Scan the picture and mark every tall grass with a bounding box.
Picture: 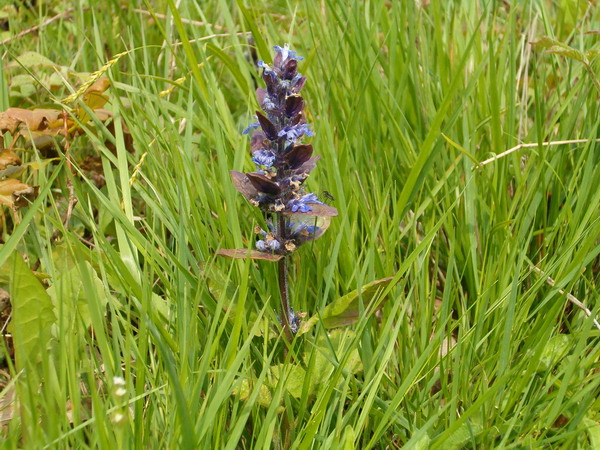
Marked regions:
[1,0,599,448]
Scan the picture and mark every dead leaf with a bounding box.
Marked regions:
[85,77,110,94]
[217,248,283,261]
[0,112,19,134]
[0,178,38,207]
[284,203,338,217]
[0,149,21,171]
[6,107,61,132]
[0,384,15,426]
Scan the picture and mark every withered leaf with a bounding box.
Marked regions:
[230,170,259,200]
[93,109,113,122]
[0,178,38,207]
[285,144,313,169]
[0,112,20,134]
[217,248,283,261]
[21,130,61,151]
[0,149,21,171]
[12,184,39,207]
[255,111,278,141]
[85,77,111,94]
[284,203,338,217]
[246,172,281,195]
[0,108,61,133]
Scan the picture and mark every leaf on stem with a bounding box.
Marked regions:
[216,248,283,261]
[282,59,298,80]
[284,95,304,118]
[285,144,313,169]
[230,170,259,199]
[246,172,281,195]
[255,111,278,141]
[295,155,320,175]
[284,203,338,217]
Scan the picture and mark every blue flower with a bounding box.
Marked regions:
[261,96,276,111]
[242,121,260,135]
[256,238,280,252]
[287,193,323,213]
[252,150,276,168]
[278,124,313,142]
[288,308,301,334]
[274,44,304,62]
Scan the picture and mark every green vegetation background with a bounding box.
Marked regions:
[0,0,599,448]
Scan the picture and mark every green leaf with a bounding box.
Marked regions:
[583,418,600,449]
[341,425,355,450]
[444,419,484,449]
[299,277,393,334]
[257,331,362,402]
[46,260,109,334]
[311,330,362,385]
[413,433,431,450]
[269,364,307,399]
[539,334,572,371]
[6,253,55,369]
[233,378,272,408]
[7,51,59,70]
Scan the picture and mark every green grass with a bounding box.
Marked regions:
[1,0,599,448]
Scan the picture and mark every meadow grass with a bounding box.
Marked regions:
[1,0,599,448]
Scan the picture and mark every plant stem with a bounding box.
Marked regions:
[277,214,293,344]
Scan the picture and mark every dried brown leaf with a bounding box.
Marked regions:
[85,77,110,94]
[3,107,61,132]
[0,149,21,171]
[0,112,20,134]
[284,203,338,217]
[0,178,37,207]
[217,248,283,261]
[230,170,259,200]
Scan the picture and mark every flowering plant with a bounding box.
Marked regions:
[218,44,337,340]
